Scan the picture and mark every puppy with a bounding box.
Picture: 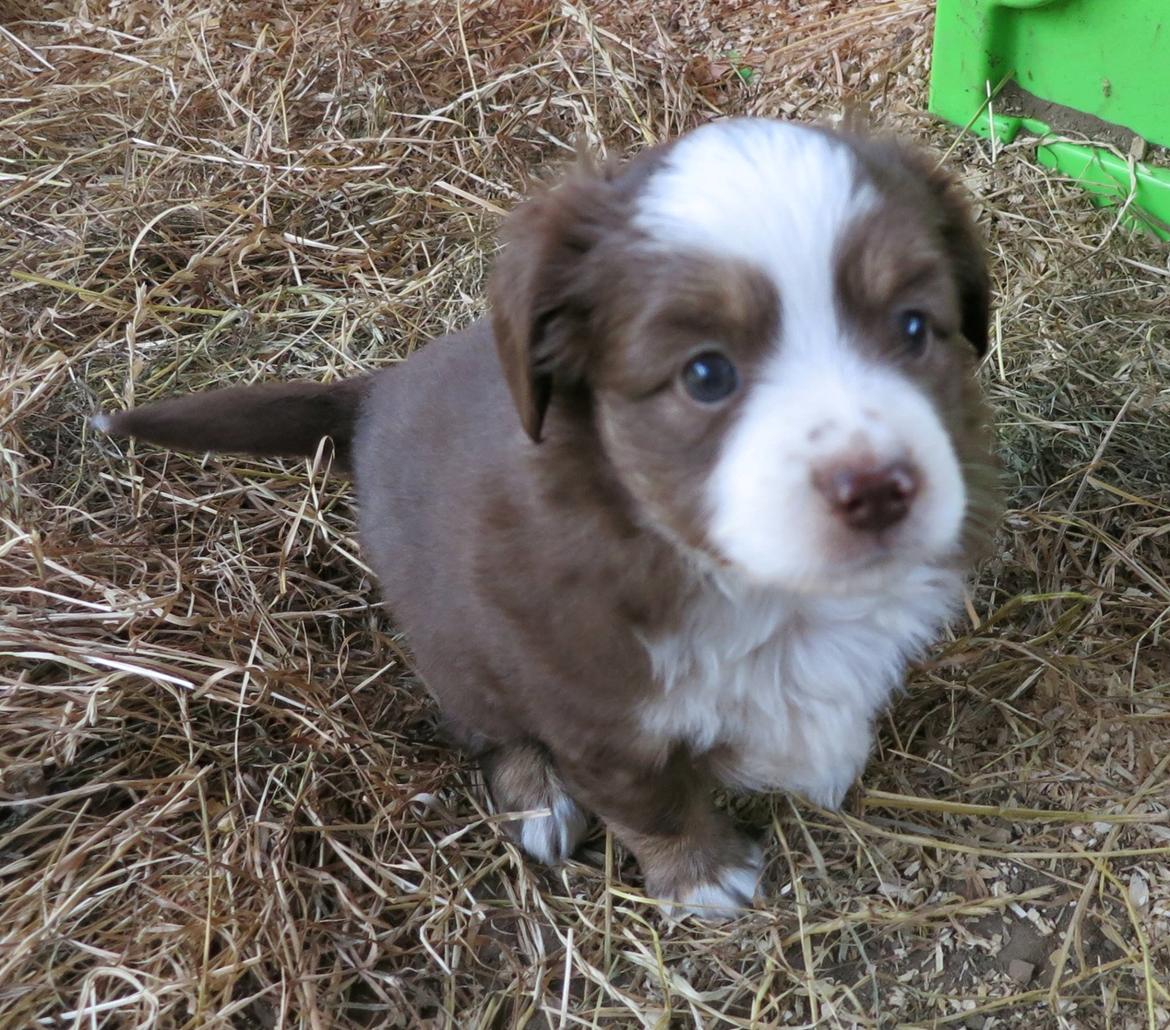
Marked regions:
[94,117,999,917]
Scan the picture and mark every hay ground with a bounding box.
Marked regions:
[2,1,1169,1026]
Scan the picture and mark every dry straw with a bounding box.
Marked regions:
[3,1,1168,1026]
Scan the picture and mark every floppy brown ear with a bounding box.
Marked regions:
[892,147,992,356]
[489,161,623,442]
[927,167,991,357]
[846,131,992,357]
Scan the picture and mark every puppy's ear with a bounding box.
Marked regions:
[848,132,992,357]
[892,145,992,357]
[927,167,991,357]
[490,159,623,442]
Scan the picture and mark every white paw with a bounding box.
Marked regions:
[802,778,851,811]
[517,792,590,865]
[784,752,865,811]
[665,845,764,920]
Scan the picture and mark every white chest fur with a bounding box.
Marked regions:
[639,565,963,808]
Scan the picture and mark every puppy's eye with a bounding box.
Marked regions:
[681,351,738,404]
[899,310,931,354]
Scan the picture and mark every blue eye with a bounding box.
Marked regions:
[682,351,738,404]
[900,310,930,353]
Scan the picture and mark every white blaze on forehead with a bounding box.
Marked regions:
[633,117,875,345]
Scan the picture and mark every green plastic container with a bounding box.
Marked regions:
[929,0,1170,240]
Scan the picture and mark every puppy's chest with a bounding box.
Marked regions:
[639,571,959,804]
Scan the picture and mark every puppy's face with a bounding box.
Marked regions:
[493,119,997,593]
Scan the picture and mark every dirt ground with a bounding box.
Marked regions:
[3,1,1169,1027]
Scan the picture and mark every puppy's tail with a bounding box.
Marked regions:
[92,376,372,469]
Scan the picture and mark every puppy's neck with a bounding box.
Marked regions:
[639,558,965,803]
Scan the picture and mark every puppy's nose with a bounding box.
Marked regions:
[814,459,920,532]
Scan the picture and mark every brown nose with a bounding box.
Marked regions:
[815,459,920,532]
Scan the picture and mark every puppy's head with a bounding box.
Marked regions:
[491,118,997,592]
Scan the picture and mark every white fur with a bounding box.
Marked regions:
[641,564,962,807]
[667,845,764,920]
[634,118,872,289]
[90,413,111,432]
[518,792,589,865]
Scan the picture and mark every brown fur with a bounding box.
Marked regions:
[100,378,372,470]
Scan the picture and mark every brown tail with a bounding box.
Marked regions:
[93,376,372,469]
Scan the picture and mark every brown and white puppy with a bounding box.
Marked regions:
[94,118,999,917]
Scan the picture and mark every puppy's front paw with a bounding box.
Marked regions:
[644,837,765,921]
[666,844,764,920]
[517,790,590,865]
[484,741,591,865]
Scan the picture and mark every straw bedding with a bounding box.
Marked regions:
[2,2,1169,1026]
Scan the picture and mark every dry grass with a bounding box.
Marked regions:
[3,1,1169,1026]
